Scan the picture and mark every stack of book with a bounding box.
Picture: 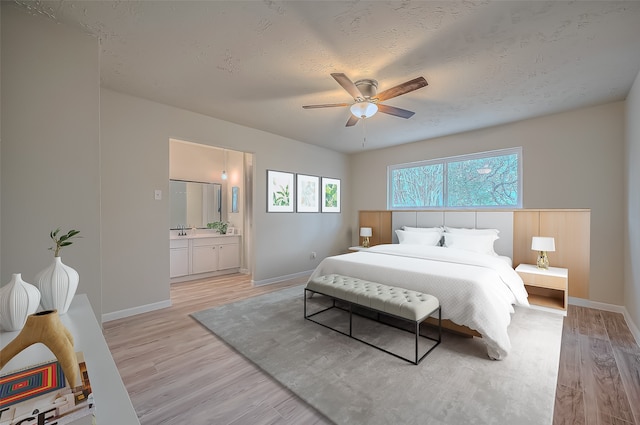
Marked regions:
[0,352,95,425]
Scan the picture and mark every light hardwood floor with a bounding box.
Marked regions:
[103,274,640,425]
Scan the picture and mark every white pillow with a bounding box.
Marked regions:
[443,232,499,256]
[444,226,500,235]
[402,226,443,233]
[396,229,442,246]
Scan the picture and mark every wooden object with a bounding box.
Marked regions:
[0,310,78,387]
[358,211,392,247]
[425,317,481,338]
[513,209,590,299]
[516,264,568,311]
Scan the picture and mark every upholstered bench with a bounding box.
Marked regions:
[304,274,441,365]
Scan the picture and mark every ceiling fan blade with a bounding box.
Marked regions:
[375,77,428,102]
[378,104,415,119]
[331,73,363,100]
[302,103,350,109]
[345,115,360,127]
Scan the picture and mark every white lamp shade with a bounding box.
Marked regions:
[350,102,378,118]
[531,236,555,252]
[360,227,372,237]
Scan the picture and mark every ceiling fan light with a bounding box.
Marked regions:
[350,101,378,119]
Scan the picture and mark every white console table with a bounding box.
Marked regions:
[0,294,140,424]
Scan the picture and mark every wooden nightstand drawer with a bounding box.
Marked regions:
[517,272,567,291]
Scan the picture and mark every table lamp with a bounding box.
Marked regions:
[531,236,555,269]
[360,227,372,248]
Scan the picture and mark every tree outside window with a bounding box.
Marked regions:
[388,148,522,209]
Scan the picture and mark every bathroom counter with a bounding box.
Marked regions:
[169,231,240,240]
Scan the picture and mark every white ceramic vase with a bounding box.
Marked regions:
[35,256,79,315]
[0,273,41,331]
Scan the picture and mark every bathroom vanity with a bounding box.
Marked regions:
[170,232,241,282]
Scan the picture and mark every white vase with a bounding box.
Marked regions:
[35,257,79,315]
[0,273,41,331]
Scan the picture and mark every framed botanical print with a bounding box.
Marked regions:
[321,177,341,213]
[296,174,320,213]
[267,170,294,212]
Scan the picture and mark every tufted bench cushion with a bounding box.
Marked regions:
[307,274,439,322]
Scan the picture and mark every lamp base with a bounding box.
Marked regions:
[537,251,549,269]
[362,237,370,248]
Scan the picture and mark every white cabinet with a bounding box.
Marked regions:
[170,239,189,278]
[170,235,241,280]
[218,242,240,270]
[191,239,219,274]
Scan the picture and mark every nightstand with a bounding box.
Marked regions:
[348,246,370,252]
[515,264,568,313]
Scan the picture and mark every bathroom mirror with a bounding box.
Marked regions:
[170,180,222,229]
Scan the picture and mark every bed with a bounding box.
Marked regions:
[308,228,529,360]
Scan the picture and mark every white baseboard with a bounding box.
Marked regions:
[569,297,640,344]
[625,311,640,344]
[170,268,240,284]
[102,299,172,323]
[252,270,313,286]
[569,296,627,313]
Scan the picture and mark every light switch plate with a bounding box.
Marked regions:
[154,189,162,200]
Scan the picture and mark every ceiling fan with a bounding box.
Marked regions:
[303,73,428,127]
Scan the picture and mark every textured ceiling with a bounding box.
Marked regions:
[17,0,640,153]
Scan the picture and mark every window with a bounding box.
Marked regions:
[388,147,522,209]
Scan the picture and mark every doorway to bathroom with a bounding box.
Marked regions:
[169,138,253,283]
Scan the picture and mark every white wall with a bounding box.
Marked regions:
[625,70,640,332]
[169,139,243,229]
[225,149,245,235]
[0,5,102,316]
[170,139,227,184]
[100,89,349,314]
[0,2,3,282]
[350,102,625,306]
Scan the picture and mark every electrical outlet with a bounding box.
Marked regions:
[310,252,316,259]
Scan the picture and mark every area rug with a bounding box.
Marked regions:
[192,285,563,425]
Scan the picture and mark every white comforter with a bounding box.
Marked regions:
[308,244,529,359]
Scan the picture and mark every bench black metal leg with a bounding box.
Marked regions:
[415,321,420,365]
[438,306,442,342]
[304,288,441,365]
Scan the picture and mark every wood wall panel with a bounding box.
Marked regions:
[513,209,590,299]
[379,212,392,245]
[358,211,392,247]
[540,211,590,299]
[513,211,540,268]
